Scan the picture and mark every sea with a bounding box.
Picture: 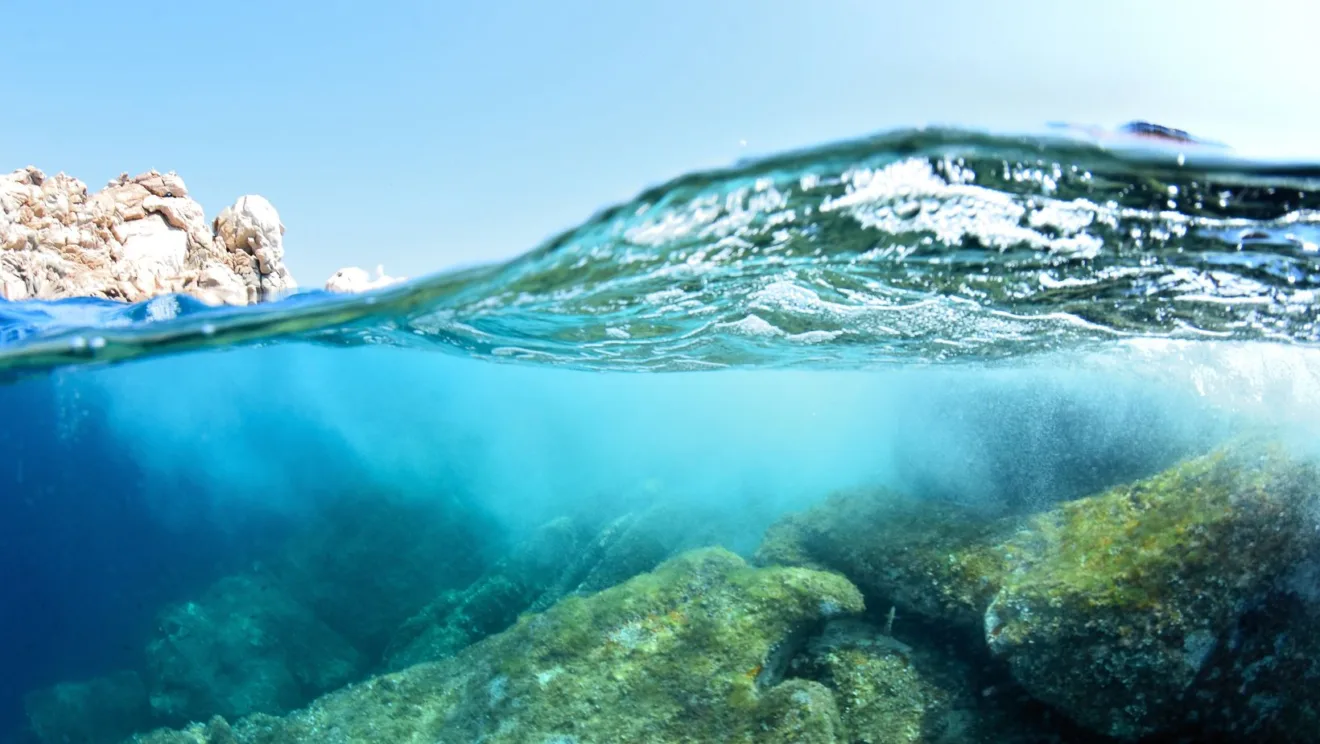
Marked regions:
[3,125,1319,743]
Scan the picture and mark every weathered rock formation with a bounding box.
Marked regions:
[0,167,295,305]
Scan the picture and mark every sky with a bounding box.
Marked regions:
[2,1,1319,287]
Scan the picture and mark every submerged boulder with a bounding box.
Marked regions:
[756,443,1320,740]
[383,503,736,671]
[273,492,492,659]
[0,166,295,305]
[23,670,152,744]
[984,445,1318,739]
[755,492,1016,633]
[791,619,956,744]
[130,548,865,743]
[144,573,364,724]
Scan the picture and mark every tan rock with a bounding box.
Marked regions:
[214,194,295,296]
[0,166,297,306]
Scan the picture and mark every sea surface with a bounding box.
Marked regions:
[3,125,1320,743]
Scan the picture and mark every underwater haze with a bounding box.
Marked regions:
[5,127,1320,743]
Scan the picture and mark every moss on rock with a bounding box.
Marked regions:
[754,490,1019,631]
[756,442,1320,741]
[131,548,864,744]
[986,444,1319,740]
[383,504,740,673]
[791,620,951,744]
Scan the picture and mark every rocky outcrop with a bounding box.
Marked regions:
[755,442,1320,741]
[131,549,867,744]
[382,504,740,671]
[324,265,405,293]
[0,167,295,305]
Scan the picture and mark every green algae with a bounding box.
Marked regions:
[997,445,1312,619]
[755,489,1019,630]
[755,442,1320,741]
[987,444,1320,740]
[383,505,740,673]
[129,548,865,744]
[795,624,948,744]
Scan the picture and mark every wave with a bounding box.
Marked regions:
[4,125,1320,378]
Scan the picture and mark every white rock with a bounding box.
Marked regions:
[116,214,188,278]
[214,195,295,295]
[325,265,406,294]
[0,167,297,306]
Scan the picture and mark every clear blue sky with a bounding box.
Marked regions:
[3,1,1318,286]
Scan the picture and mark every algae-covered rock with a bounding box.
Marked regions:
[755,492,1017,631]
[985,445,1318,740]
[792,619,954,744]
[794,618,1109,744]
[756,443,1320,741]
[754,679,848,742]
[527,503,738,609]
[23,670,151,744]
[135,548,865,743]
[144,573,364,724]
[128,712,237,744]
[384,504,736,672]
[383,517,591,671]
[129,716,238,744]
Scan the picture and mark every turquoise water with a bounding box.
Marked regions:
[4,126,1320,743]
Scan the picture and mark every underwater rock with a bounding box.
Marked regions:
[1185,586,1320,739]
[272,492,492,660]
[129,548,865,744]
[785,618,1085,744]
[0,166,295,305]
[757,444,1320,740]
[984,445,1319,740]
[527,503,736,610]
[383,504,734,671]
[129,716,238,744]
[144,573,364,724]
[790,619,955,744]
[755,491,1016,633]
[23,670,151,744]
[383,517,591,671]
